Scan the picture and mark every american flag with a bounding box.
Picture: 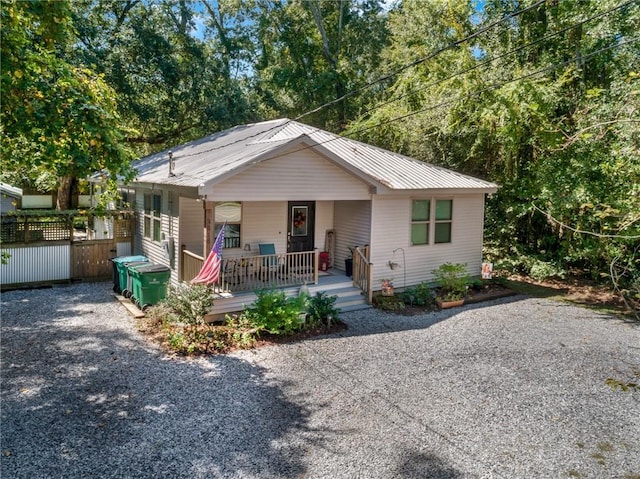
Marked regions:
[190,224,225,285]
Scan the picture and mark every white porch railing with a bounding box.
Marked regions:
[181,247,318,293]
[352,246,373,304]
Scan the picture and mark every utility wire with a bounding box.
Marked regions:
[251,36,639,166]
[357,0,638,119]
[343,36,639,140]
[532,204,640,239]
[294,0,547,121]
[174,0,548,161]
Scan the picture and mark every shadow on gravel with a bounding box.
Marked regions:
[1,284,318,478]
[394,450,463,478]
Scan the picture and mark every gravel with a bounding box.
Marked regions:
[1,281,639,479]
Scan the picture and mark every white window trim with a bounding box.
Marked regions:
[143,192,162,242]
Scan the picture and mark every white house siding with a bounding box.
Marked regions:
[334,200,371,273]
[238,201,288,256]
[369,194,486,290]
[134,188,178,284]
[206,147,371,201]
[315,201,334,253]
[179,197,204,256]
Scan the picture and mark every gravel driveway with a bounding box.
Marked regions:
[1,281,639,479]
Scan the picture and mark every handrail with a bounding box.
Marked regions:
[352,246,373,304]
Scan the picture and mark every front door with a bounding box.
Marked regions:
[287,201,315,253]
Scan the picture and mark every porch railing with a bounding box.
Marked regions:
[181,247,318,293]
[352,246,373,304]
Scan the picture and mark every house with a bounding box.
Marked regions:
[0,183,22,213]
[125,119,497,313]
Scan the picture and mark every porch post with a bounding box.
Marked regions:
[203,201,213,254]
[314,248,319,284]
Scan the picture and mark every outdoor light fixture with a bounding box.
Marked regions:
[243,243,251,252]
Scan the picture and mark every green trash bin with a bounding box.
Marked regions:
[122,261,151,298]
[111,255,149,293]
[130,264,171,310]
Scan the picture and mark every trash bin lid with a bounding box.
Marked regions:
[135,264,171,274]
[112,255,149,264]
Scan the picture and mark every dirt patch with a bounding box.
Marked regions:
[504,274,633,314]
[254,321,349,347]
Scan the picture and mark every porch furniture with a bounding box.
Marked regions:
[258,243,284,280]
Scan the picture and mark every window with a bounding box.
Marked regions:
[411,199,430,245]
[411,199,453,245]
[214,202,241,249]
[434,200,452,244]
[143,193,161,241]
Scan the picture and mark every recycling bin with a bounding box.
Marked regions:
[122,261,150,298]
[111,255,149,293]
[129,264,171,310]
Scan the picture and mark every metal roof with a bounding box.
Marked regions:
[132,119,498,192]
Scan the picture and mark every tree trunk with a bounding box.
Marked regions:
[57,176,73,210]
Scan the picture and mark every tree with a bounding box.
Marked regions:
[1,0,135,209]
[71,0,258,154]
[250,0,390,130]
[348,0,640,297]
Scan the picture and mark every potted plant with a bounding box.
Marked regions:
[381,279,394,296]
[431,262,470,309]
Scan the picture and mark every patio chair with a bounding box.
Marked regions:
[258,243,283,280]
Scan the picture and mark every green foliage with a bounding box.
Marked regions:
[243,289,308,335]
[306,292,340,326]
[161,284,216,325]
[0,0,135,208]
[1,252,10,265]
[432,263,470,301]
[166,323,257,355]
[372,294,406,312]
[401,282,435,307]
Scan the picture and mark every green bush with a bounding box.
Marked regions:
[528,259,565,281]
[401,282,435,306]
[372,293,406,311]
[244,289,308,334]
[161,284,215,325]
[432,263,470,301]
[306,292,339,326]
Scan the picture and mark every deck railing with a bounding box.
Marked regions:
[181,247,318,293]
[352,246,373,304]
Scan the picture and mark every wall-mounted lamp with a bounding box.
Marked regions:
[243,243,251,252]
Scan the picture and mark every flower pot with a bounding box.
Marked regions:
[437,298,465,309]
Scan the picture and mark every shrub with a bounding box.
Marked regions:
[373,293,405,311]
[244,289,308,334]
[306,292,340,326]
[160,283,216,325]
[432,263,470,301]
[401,282,435,306]
[528,259,565,281]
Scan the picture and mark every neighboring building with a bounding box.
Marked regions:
[0,183,22,213]
[125,119,498,306]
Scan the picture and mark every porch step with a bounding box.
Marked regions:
[207,278,369,319]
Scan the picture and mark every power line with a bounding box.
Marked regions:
[294,0,547,122]
[343,36,639,140]
[532,204,640,239]
[357,0,637,119]
[256,35,639,165]
[180,0,549,161]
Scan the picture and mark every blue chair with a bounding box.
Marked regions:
[259,243,281,280]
